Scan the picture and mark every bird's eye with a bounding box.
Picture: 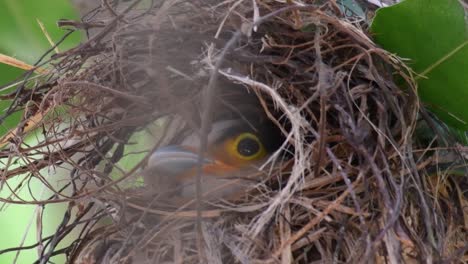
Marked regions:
[237,136,260,157]
[230,133,266,161]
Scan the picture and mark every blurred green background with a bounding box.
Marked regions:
[0,1,82,263]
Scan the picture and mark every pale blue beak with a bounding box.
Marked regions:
[147,146,212,176]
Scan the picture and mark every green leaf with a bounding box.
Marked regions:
[338,0,365,18]
[0,66,23,137]
[0,0,81,61]
[0,0,81,138]
[371,0,468,130]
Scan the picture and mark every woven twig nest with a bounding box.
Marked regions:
[1,1,466,263]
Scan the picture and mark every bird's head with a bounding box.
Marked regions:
[145,114,283,202]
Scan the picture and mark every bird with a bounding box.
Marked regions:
[142,103,283,205]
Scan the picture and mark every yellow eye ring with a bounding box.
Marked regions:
[227,132,267,161]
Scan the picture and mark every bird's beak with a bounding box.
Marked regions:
[147,145,212,176]
[146,145,246,200]
[147,145,237,178]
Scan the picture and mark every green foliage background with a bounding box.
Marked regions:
[0,1,81,263]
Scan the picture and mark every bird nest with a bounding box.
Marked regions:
[1,1,466,263]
